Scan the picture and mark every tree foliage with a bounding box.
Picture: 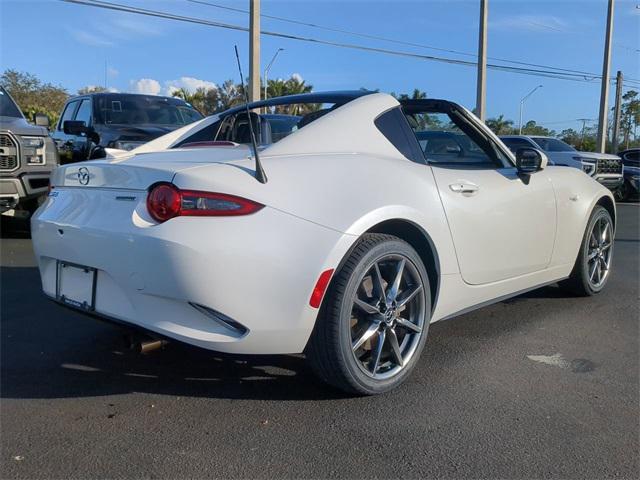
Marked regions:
[485,115,515,135]
[1,70,68,126]
[77,85,108,95]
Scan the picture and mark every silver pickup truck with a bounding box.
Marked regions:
[0,86,58,216]
[500,135,623,192]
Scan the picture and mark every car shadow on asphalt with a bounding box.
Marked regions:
[1,264,579,402]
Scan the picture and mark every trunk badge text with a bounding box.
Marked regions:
[115,196,137,201]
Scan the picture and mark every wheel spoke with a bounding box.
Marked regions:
[386,259,405,304]
[352,321,380,352]
[387,328,403,367]
[354,297,379,315]
[588,249,599,260]
[602,241,612,251]
[396,317,422,333]
[372,262,386,303]
[396,284,423,309]
[368,330,386,374]
[589,260,598,281]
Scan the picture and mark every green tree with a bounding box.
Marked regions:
[485,115,515,135]
[78,85,108,95]
[521,120,555,136]
[620,90,640,149]
[390,89,427,101]
[1,69,68,126]
[267,75,318,115]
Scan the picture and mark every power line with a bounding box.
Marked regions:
[186,0,615,79]
[61,0,640,86]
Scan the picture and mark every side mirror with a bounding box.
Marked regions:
[63,120,90,135]
[33,113,50,128]
[515,147,548,174]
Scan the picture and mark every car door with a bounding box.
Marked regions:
[402,101,556,285]
[51,100,79,165]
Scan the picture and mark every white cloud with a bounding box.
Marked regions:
[291,73,304,83]
[107,66,119,78]
[490,14,569,33]
[130,78,162,95]
[69,30,113,47]
[164,77,217,95]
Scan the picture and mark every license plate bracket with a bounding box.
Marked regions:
[56,261,97,311]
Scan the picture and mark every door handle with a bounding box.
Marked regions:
[449,182,479,194]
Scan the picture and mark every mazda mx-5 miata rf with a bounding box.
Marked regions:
[32,91,615,395]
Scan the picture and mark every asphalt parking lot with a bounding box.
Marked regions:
[1,204,638,479]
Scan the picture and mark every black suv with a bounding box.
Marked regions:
[51,93,203,163]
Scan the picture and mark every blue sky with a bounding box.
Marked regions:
[1,0,639,132]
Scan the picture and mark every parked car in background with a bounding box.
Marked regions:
[500,135,623,192]
[0,86,58,216]
[616,148,639,201]
[51,93,203,164]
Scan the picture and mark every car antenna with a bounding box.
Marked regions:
[234,45,267,184]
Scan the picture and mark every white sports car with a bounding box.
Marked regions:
[32,91,615,395]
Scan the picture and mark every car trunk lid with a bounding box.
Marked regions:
[51,145,253,190]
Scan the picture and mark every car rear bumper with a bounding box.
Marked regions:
[31,189,353,354]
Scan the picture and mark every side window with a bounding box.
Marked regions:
[406,110,500,168]
[57,101,79,131]
[501,137,534,153]
[74,99,92,126]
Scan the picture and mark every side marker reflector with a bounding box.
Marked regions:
[309,269,334,308]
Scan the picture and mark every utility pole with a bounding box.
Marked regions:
[612,70,623,152]
[475,0,488,121]
[249,0,261,102]
[596,0,615,153]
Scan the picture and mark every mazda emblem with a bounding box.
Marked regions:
[77,167,90,186]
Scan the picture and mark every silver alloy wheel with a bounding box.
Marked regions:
[587,215,613,289]
[349,254,426,380]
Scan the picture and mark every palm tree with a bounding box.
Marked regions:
[485,115,514,135]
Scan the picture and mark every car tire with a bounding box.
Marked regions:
[306,233,431,395]
[560,205,614,296]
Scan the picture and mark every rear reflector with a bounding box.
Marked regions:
[147,183,264,223]
[309,269,334,308]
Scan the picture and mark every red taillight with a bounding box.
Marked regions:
[309,269,334,308]
[147,183,181,222]
[146,183,264,223]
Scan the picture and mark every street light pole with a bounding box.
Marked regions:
[518,85,543,134]
[264,48,284,101]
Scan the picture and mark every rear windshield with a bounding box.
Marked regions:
[532,137,575,152]
[95,95,203,126]
[0,87,23,118]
